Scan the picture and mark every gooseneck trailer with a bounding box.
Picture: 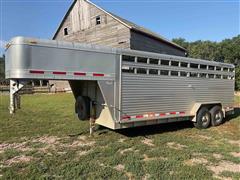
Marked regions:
[5,37,235,131]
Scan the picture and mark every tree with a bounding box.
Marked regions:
[0,55,5,80]
[173,35,240,90]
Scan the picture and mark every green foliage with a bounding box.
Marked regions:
[0,56,5,79]
[235,66,240,90]
[173,35,240,90]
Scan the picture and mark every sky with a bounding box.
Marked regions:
[0,0,239,56]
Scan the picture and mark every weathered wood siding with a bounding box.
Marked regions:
[52,0,186,90]
[52,0,131,91]
[130,30,186,56]
[54,0,131,49]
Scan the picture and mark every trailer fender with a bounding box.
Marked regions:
[190,102,222,122]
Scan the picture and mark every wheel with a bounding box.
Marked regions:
[210,106,224,126]
[75,96,90,120]
[194,107,211,129]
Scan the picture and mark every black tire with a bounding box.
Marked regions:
[194,107,211,129]
[210,106,224,126]
[75,96,90,120]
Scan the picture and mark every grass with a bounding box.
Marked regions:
[0,93,239,179]
[235,95,240,106]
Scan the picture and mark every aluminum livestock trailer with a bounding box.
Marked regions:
[5,37,235,131]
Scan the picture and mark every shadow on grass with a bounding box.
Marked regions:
[116,121,194,137]
[225,107,240,121]
[114,108,240,137]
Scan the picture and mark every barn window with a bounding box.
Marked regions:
[64,28,68,36]
[96,16,101,25]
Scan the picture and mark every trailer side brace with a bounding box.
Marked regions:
[9,80,28,114]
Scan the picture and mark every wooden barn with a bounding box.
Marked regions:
[51,0,187,91]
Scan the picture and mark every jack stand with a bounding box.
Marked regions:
[89,101,96,137]
[9,80,28,114]
[89,118,96,137]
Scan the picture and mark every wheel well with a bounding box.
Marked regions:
[191,102,222,122]
[197,103,222,114]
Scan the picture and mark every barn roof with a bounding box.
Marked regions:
[53,0,186,52]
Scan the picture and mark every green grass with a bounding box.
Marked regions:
[235,94,240,105]
[0,93,239,179]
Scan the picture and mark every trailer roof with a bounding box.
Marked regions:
[8,37,234,68]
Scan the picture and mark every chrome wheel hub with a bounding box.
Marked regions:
[215,111,222,122]
[202,113,209,124]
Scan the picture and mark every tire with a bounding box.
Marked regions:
[194,107,211,129]
[75,96,90,120]
[210,106,224,126]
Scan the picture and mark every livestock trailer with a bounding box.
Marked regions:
[5,37,235,130]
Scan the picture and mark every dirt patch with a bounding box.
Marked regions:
[1,136,96,157]
[143,154,168,162]
[5,155,33,166]
[98,162,106,167]
[142,138,155,147]
[118,138,126,143]
[114,164,125,172]
[119,148,134,155]
[228,140,240,147]
[213,175,232,180]
[213,153,223,160]
[31,136,61,153]
[67,140,95,148]
[77,150,92,156]
[113,164,134,179]
[142,173,151,180]
[192,152,203,156]
[99,162,132,179]
[32,136,60,145]
[167,142,187,150]
[62,136,95,148]
[230,152,240,158]
[184,158,208,166]
[198,135,212,140]
[0,142,33,154]
[57,151,67,155]
[125,171,134,179]
[207,161,240,176]
[143,154,155,162]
